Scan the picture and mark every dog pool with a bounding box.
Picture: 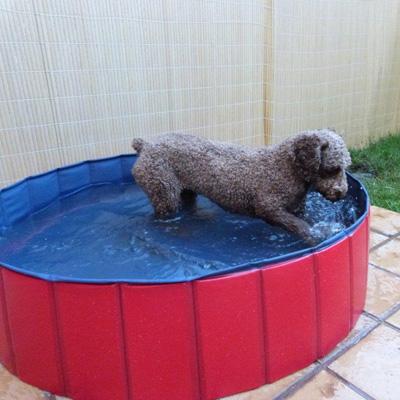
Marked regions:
[0,155,369,400]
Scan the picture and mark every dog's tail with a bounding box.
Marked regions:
[131,138,146,153]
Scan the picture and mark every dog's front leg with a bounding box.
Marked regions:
[256,206,315,245]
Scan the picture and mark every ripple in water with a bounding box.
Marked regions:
[297,191,358,242]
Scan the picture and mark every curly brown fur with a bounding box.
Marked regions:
[131,129,351,243]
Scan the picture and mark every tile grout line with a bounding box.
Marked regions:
[370,226,400,239]
[382,299,400,318]
[368,262,400,279]
[383,320,400,333]
[273,363,326,400]
[362,310,382,323]
[369,236,396,253]
[369,226,387,234]
[325,367,377,400]
[369,227,400,253]
[369,227,390,236]
[364,302,400,323]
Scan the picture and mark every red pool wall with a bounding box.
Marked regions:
[0,217,369,400]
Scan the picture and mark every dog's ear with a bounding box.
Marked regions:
[294,134,329,182]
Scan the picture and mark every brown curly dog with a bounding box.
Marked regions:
[131,129,351,243]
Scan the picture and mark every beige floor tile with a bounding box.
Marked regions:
[287,370,363,400]
[0,364,69,400]
[365,265,400,316]
[330,325,400,400]
[370,231,388,249]
[370,206,400,235]
[369,238,400,275]
[220,364,316,400]
[387,309,400,328]
[0,364,46,400]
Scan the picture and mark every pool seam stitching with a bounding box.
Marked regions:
[190,282,203,400]
[0,269,16,373]
[50,282,69,395]
[117,285,132,400]
[258,269,269,382]
[348,233,355,327]
[312,253,322,358]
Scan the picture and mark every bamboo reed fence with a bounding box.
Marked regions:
[0,0,399,187]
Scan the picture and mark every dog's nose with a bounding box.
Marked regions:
[334,188,344,199]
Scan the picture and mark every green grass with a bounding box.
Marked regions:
[349,133,400,212]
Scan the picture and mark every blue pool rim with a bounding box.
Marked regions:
[0,154,370,283]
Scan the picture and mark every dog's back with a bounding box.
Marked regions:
[132,133,264,215]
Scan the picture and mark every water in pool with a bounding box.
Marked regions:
[0,183,359,283]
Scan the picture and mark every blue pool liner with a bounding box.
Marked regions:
[0,155,369,283]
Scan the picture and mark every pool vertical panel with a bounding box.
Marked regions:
[314,238,351,357]
[120,155,136,183]
[1,182,31,225]
[55,283,128,400]
[57,163,91,195]
[193,270,265,400]
[2,269,63,394]
[27,172,60,211]
[261,256,317,382]
[89,158,123,183]
[121,283,199,400]
[349,219,369,327]
[0,269,15,373]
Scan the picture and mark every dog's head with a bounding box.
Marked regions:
[293,129,351,201]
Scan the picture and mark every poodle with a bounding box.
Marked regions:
[131,129,351,243]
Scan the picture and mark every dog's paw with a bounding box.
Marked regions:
[303,234,320,247]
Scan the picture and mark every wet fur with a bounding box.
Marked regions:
[131,129,351,243]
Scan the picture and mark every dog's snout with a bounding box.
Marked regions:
[335,188,343,198]
[323,187,346,202]
[332,186,347,200]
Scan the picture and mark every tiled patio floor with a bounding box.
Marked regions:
[1,205,399,400]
